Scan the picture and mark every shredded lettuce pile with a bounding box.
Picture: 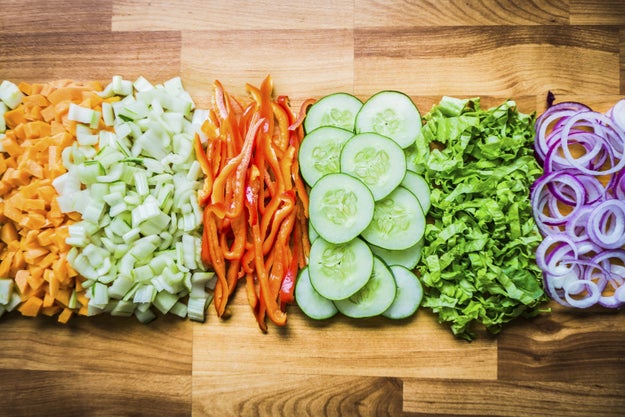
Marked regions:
[410,96,548,340]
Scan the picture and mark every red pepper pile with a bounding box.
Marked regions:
[195,76,311,331]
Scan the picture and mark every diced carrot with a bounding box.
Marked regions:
[42,292,55,308]
[0,79,105,321]
[14,270,30,295]
[23,120,51,139]
[57,307,73,324]
[1,223,18,244]
[17,296,43,317]
[40,104,56,123]
[3,107,26,129]
[41,305,62,317]
[17,81,32,95]
[55,288,71,307]
[47,87,85,105]
[26,271,44,292]
[0,252,14,277]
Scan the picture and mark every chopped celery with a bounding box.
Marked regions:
[0,279,14,305]
[0,80,24,109]
[57,76,213,322]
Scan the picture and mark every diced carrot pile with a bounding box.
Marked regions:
[0,80,107,323]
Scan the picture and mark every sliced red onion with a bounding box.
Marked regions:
[533,99,625,310]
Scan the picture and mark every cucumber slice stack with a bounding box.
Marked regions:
[296,91,429,320]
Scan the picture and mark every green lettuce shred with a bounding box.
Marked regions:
[412,96,549,341]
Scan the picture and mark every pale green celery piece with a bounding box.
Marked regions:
[108,275,134,299]
[153,291,178,314]
[90,282,109,309]
[68,290,78,309]
[169,301,188,318]
[0,80,24,109]
[68,103,100,127]
[71,253,98,280]
[133,171,149,196]
[0,102,7,133]
[108,216,131,237]
[133,265,153,283]
[101,102,115,127]
[111,75,133,96]
[133,76,154,93]
[114,121,132,141]
[110,300,136,317]
[0,279,14,305]
[134,308,156,324]
[103,191,124,207]
[76,124,98,146]
[133,284,156,304]
[187,296,210,321]
[6,292,21,312]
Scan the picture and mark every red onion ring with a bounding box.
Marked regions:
[586,200,625,249]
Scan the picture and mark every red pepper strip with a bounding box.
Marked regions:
[269,213,296,301]
[288,98,317,131]
[280,248,299,306]
[245,272,259,314]
[203,208,228,317]
[194,134,213,205]
[251,222,286,327]
[213,80,229,120]
[267,244,285,302]
[280,204,307,309]
[295,201,311,268]
[271,102,290,152]
[221,213,246,260]
[226,258,241,297]
[280,146,295,191]
[276,95,296,125]
[262,191,295,255]
[210,116,262,220]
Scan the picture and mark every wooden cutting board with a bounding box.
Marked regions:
[1,1,625,416]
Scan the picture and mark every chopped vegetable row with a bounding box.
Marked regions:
[1,75,624,340]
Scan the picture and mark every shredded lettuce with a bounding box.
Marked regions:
[412,97,549,340]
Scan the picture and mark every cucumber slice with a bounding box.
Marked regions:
[295,267,338,320]
[308,221,320,244]
[369,238,424,270]
[355,90,421,149]
[308,237,373,301]
[299,126,354,187]
[339,132,407,201]
[400,170,431,214]
[382,265,423,320]
[308,173,374,244]
[304,93,363,133]
[334,256,397,318]
[361,186,425,250]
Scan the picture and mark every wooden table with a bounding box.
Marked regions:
[1,1,625,416]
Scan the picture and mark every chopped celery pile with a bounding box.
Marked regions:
[54,75,214,323]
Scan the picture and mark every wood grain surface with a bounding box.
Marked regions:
[1,1,625,416]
